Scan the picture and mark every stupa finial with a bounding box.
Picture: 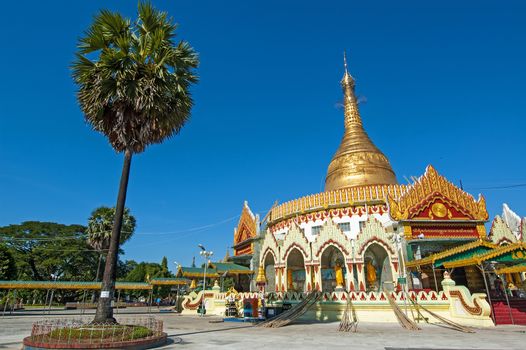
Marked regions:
[343,51,348,72]
[325,53,397,191]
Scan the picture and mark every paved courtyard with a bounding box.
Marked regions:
[0,307,524,349]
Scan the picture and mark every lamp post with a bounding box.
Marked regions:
[391,229,409,316]
[173,262,180,307]
[198,244,213,316]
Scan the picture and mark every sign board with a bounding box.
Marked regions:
[100,291,110,298]
[397,277,407,285]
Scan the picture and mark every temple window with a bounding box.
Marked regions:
[338,222,351,233]
[358,221,366,231]
[311,225,322,235]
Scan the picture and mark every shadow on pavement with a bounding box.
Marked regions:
[168,325,253,337]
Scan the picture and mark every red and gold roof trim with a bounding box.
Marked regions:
[388,166,488,222]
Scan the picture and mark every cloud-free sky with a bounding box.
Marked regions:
[1,0,525,271]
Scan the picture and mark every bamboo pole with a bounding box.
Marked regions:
[479,264,495,325]
[500,274,515,325]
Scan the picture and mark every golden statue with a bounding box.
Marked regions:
[366,260,377,286]
[334,263,345,288]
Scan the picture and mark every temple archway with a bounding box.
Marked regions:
[263,251,276,293]
[363,243,393,292]
[286,248,306,292]
[320,245,346,292]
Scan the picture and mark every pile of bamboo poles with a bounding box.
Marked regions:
[386,293,421,331]
[409,297,474,333]
[259,291,320,328]
[338,297,358,332]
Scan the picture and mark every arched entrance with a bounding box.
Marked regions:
[263,252,276,293]
[363,243,393,292]
[286,248,306,292]
[320,245,346,292]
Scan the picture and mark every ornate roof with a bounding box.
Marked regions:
[268,184,406,225]
[388,165,488,221]
[149,278,190,286]
[176,262,253,278]
[405,239,496,268]
[233,201,259,255]
[0,280,151,290]
[325,55,397,191]
[443,241,526,268]
[489,216,518,245]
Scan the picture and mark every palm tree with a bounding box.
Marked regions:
[72,2,198,323]
[87,206,136,302]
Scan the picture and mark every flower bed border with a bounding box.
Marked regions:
[23,332,167,349]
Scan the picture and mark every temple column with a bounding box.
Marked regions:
[276,266,284,292]
[346,263,354,291]
[313,263,322,291]
[274,267,280,292]
[355,261,366,291]
[305,264,313,292]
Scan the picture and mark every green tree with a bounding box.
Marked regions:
[0,245,17,280]
[222,277,235,292]
[117,259,138,280]
[0,222,97,282]
[161,256,169,276]
[71,2,198,323]
[87,206,136,283]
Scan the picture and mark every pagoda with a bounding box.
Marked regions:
[234,55,490,294]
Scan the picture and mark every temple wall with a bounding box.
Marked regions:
[181,288,493,327]
[259,215,398,292]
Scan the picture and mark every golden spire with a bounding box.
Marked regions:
[324,53,397,191]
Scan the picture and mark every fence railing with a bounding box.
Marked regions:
[28,317,163,346]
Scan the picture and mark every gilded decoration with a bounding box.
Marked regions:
[268,184,405,225]
[325,56,397,191]
[431,202,448,218]
[233,201,258,256]
[489,215,518,245]
[388,165,489,222]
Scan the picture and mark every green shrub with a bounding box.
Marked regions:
[41,325,153,343]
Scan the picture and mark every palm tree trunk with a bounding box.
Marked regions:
[94,148,132,323]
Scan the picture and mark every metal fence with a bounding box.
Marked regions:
[28,317,163,346]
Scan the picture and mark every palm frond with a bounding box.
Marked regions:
[72,1,198,153]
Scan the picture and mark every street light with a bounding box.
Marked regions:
[198,244,213,316]
[173,261,181,309]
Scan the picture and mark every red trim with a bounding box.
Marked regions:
[283,243,308,261]
[315,239,350,257]
[358,237,395,255]
[261,247,278,264]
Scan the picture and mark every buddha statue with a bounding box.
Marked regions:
[335,263,345,289]
[366,260,377,287]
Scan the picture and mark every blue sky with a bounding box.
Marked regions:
[1,0,525,272]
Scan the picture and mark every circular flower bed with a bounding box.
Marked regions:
[23,317,167,349]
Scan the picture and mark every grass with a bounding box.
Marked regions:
[35,325,153,343]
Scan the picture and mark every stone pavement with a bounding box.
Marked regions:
[0,307,524,349]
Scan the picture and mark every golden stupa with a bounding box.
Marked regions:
[325,55,397,191]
